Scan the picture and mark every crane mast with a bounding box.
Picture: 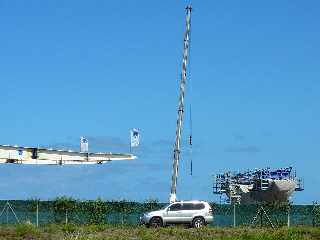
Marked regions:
[170,5,192,203]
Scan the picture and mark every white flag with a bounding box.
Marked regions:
[130,129,140,147]
[80,137,89,152]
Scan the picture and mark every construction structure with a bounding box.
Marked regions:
[213,167,304,204]
[169,5,192,203]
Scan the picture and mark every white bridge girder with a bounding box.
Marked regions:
[0,144,135,165]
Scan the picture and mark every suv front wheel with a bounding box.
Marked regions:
[192,217,205,228]
[149,217,163,228]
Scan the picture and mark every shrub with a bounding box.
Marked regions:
[143,198,160,212]
[15,224,40,238]
[53,196,77,224]
[62,223,78,234]
[83,199,108,224]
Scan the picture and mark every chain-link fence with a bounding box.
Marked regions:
[0,199,319,227]
[214,204,319,227]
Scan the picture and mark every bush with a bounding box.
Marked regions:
[15,224,40,238]
[53,196,77,224]
[82,199,107,224]
[62,223,78,234]
[144,198,161,212]
[84,224,107,233]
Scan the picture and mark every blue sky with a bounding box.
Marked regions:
[0,0,320,204]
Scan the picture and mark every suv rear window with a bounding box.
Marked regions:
[193,203,205,210]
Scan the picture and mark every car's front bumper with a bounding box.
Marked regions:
[139,215,151,225]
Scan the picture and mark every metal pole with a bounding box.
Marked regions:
[260,208,263,227]
[7,202,19,224]
[233,203,236,227]
[36,201,39,227]
[287,207,290,228]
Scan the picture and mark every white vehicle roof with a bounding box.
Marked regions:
[172,200,209,204]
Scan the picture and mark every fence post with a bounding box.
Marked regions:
[233,203,236,227]
[287,207,290,228]
[65,209,68,224]
[36,201,39,227]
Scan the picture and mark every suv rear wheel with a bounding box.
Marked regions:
[149,217,163,228]
[192,217,205,228]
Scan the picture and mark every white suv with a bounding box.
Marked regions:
[139,200,213,228]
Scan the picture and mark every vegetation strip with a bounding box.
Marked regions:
[0,224,319,240]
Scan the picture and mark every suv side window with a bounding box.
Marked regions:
[169,203,182,211]
[181,203,194,210]
[194,203,205,210]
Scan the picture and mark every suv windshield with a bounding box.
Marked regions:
[161,205,168,210]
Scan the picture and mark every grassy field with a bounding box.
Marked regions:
[0,224,320,240]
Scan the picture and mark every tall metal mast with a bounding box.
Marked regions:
[170,5,192,203]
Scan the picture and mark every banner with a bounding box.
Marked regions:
[80,137,89,152]
[130,129,140,148]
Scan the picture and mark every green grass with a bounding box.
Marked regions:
[0,224,318,240]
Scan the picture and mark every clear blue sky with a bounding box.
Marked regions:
[0,0,319,204]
